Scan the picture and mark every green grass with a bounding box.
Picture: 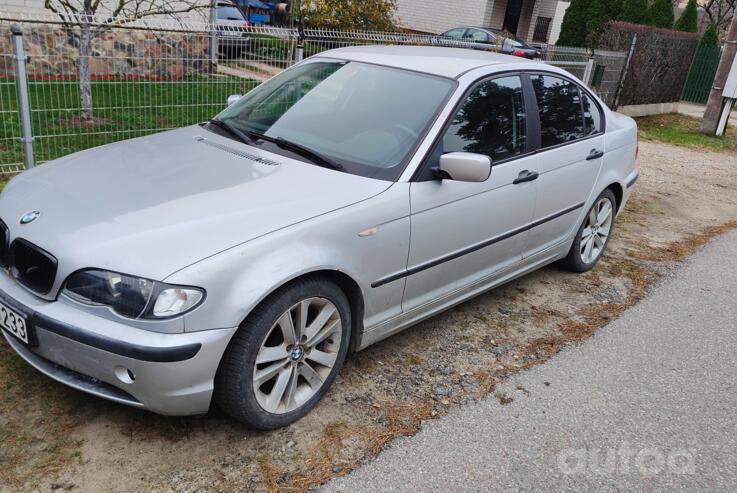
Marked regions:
[0,75,259,166]
[636,113,737,153]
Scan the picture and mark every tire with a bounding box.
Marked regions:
[560,188,617,273]
[215,277,351,430]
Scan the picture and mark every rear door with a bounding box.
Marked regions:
[523,73,605,258]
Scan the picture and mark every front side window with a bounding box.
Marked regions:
[216,61,454,179]
[443,76,527,162]
[466,29,490,43]
[531,74,585,148]
[443,28,467,39]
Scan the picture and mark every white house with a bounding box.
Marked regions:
[395,0,571,44]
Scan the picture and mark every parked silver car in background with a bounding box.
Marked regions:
[0,46,638,429]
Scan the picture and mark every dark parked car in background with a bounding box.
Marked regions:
[217,0,251,55]
[439,26,541,59]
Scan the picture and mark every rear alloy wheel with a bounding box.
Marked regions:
[215,278,350,430]
[561,189,616,273]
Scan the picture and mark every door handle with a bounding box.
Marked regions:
[587,149,605,160]
[513,170,539,184]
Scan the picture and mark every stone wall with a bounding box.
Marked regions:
[0,24,212,80]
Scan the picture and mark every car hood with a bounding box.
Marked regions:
[0,125,391,287]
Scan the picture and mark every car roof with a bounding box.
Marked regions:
[317,45,537,79]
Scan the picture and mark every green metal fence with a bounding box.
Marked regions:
[682,44,722,104]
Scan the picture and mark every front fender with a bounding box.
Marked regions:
[167,183,411,335]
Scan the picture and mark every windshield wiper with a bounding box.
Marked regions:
[207,118,256,145]
[247,131,345,172]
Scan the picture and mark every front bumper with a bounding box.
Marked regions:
[0,273,237,416]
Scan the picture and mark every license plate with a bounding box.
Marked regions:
[0,300,30,344]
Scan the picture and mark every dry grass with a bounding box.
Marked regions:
[525,220,737,363]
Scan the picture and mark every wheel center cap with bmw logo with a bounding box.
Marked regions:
[20,211,40,225]
[290,346,304,361]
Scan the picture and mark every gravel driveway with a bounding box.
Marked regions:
[324,229,737,492]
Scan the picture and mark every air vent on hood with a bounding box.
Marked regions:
[195,136,281,166]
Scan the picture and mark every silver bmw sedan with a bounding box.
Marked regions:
[0,45,638,429]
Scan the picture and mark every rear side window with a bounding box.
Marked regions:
[531,75,584,148]
[583,94,602,136]
[443,76,527,162]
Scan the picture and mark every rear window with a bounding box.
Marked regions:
[531,75,585,148]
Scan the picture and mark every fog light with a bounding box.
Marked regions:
[115,366,136,384]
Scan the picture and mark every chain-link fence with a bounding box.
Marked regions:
[0,14,629,174]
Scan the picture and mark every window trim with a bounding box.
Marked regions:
[411,70,534,182]
[410,69,607,182]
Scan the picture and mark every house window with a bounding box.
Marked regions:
[532,16,553,43]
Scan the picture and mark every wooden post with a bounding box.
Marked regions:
[700,13,737,135]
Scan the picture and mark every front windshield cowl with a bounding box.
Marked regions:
[212,59,455,181]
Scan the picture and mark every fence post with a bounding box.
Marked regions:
[295,22,304,64]
[11,26,34,169]
[296,44,304,63]
[582,56,595,87]
[209,0,217,68]
[613,33,638,111]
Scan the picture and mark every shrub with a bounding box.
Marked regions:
[621,0,650,25]
[700,23,719,46]
[300,0,397,31]
[648,0,675,29]
[557,0,623,48]
[674,0,698,33]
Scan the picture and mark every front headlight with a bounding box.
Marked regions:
[62,269,205,320]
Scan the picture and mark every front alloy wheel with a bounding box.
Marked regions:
[253,297,342,414]
[215,277,351,430]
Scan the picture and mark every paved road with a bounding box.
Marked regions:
[323,230,737,492]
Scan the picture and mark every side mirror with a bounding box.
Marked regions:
[226,94,243,107]
[438,152,491,183]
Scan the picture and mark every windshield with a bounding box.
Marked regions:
[217,6,244,20]
[214,60,454,180]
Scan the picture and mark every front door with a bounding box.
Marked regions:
[402,75,538,312]
[503,0,525,35]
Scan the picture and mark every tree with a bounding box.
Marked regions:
[557,0,623,48]
[300,0,396,31]
[621,0,650,25]
[44,0,205,121]
[701,12,737,134]
[648,0,675,28]
[701,22,720,46]
[700,0,736,34]
[674,0,698,32]
[557,0,590,47]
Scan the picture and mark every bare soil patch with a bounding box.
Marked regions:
[2,141,737,492]
[58,116,114,128]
